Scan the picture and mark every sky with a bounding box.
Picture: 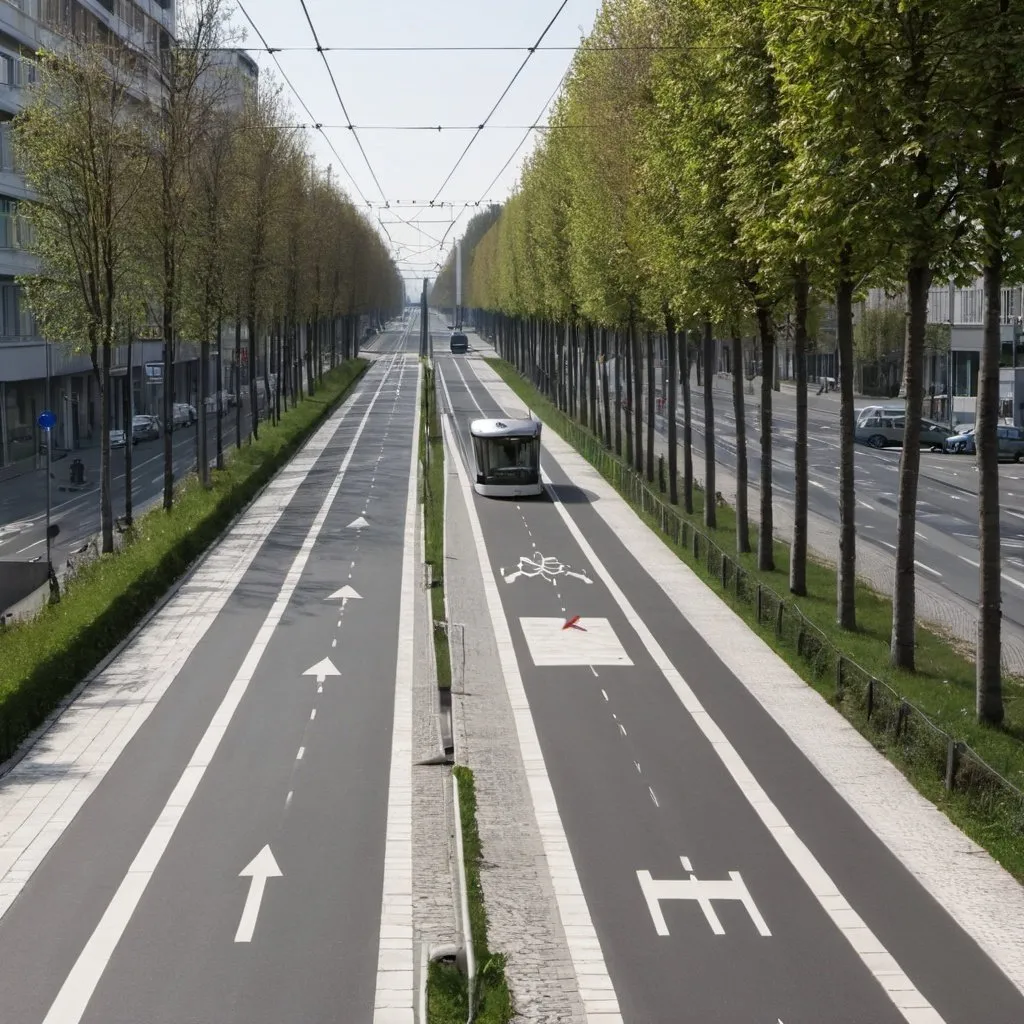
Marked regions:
[228,1,603,299]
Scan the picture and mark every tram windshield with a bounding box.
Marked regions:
[473,434,540,487]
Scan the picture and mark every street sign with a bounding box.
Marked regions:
[37,410,56,430]
[145,362,164,381]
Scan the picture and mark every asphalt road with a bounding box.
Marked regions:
[436,348,1024,1023]
[646,376,1024,635]
[0,327,420,1023]
[0,406,255,563]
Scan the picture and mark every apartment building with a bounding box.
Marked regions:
[0,0,175,472]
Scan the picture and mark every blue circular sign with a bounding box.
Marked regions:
[37,410,56,430]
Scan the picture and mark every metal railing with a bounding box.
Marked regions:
[518,370,1024,840]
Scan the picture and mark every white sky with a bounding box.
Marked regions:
[229,1,602,297]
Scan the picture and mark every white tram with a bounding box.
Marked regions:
[469,418,543,497]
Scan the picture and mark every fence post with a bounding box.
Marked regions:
[866,678,874,721]
[756,583,762,622]
[944,739,962,791]
[775,601,784,637]
[834,655,843,699]
[658,454,666,493]
[897,699,910,736]
[692,530,699,560]
[721,554,728,588]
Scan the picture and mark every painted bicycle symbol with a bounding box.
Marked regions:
[502,553,593,586]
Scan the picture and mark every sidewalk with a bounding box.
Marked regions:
[442,425,586,1024]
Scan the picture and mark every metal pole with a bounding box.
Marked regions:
[45,338,51,573]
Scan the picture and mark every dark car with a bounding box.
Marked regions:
[450,332,468,353]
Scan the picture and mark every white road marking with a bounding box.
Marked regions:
[648,787,659,808]
[309,709,316,721]
[496,441,949,1018]
[915,561,942,578]
[327,585,363,602]
[372,359,421,1022]
[959,556,980,568]
[285,790,293,810]
[296,747,305,760]
[440,411,624,1022]
[39,355,400,1024]
[303,657,341,684]
[519,616,633,666]
[234,845,282,943]
[618,723,627,737]
[347,516,369,529]
[881,540,897,551]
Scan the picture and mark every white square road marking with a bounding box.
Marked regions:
[519,617,633,666]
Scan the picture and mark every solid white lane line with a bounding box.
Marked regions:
[441,410,624,1023]
[959,556,980,568]
[296,747,305,761]
[915,561,942,578]
[537,467,944,1023]
[40,355,400,1024]
[372,359,421,1023]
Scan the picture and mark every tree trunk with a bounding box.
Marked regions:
[633,316,644,475]
[123,331,133,526]
[613,330,622,457]
[703,320,716,529]
[234,313,243,449]
[977,246,1004,723]
[248,314,259,442]
[681,327,694,515]
[790,268,810,594]
[836,262,857,629]
[601,328,611,448]
[215,318,224,470]
[162,325,173,511]
[666,311,678,505]
[588,322,598,436]
[891,262,931,669]
[645,330,655,482]
[198,338,210,487]
[99,337,113,554]
[732,329,749,553]
[756,303,775,571]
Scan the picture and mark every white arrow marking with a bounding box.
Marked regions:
[347,516,368,529]
[327,585,362,601]
[235,845,282,943]
[303,657,341,684]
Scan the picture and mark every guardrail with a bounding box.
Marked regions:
[451,770,477,1023]
[517,375,1024,842]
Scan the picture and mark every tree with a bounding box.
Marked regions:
[148,0,233,508]
[17,46,151,555]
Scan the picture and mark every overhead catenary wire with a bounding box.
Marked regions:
[425,0,570,207]
[235,2,398,255]
[295,0,389,204]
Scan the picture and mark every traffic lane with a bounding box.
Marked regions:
[0,374,387,1024]
[531,438,1024,1021]
[79,371,416,1024]
[444,372,904,1023]
[0,418,250,560]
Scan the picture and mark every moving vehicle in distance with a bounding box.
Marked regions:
[450,331,469,353]
[946,424,1024,460]
[132,414,161,442]
[469,418,543,497]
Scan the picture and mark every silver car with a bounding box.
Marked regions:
[856,415,948,450]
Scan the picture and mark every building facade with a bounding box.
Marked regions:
[0,0,176,473]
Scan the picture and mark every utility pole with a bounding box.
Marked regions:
[421,277,428,358]
[456,240,462,330]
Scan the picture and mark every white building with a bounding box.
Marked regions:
[0,0,176,475]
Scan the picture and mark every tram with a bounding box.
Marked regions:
[469,418,543,497]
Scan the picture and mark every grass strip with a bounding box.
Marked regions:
[421,361,452,690]
[429,766,514,1024]
[0,359,368,762]
[491,358,1024,882]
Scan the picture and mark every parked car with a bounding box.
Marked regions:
[946,425,1024,461]
[109,428,126,449]
[172,403,196,428]
[450,331,469,354]
[855,414,948,450]
[132,414,161,442]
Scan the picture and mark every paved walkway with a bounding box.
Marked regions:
[443,427,586,1024]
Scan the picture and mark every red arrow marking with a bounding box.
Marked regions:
[562,615,586,632]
